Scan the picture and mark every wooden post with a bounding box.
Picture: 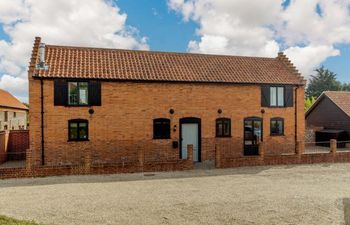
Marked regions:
[187,144,193,162]
[330,139,337,155]
[215,144,221,168]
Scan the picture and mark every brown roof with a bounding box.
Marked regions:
[306,91,350,118]
[30,37,305,85]
[0,89,28,110]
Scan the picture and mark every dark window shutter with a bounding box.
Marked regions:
[54,79,67,106]
[261,86,270,107]
[88,80,101,106]
[285,86,294,107]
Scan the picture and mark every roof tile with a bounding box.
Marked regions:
[32,39,305,85]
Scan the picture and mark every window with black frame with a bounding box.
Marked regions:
[216,118,231,137]
[270,118,284,136]
[153,118,170,139]
[270,87,284,107]
[69,119,89,141]
[68,82,88,105]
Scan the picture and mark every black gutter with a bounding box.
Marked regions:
[32,76,305,87]
[40,78,45,165]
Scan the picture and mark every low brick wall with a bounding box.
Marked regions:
[4,140,350,180]
[7,130,29,160]
[0,145,194,179]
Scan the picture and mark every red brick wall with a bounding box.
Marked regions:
[7,130,29,160]
[28,78,305,166]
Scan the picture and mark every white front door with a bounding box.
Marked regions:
[181,123,199,162]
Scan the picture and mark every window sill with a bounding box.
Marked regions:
[65,104,90,107]
[68,139,90,142]
[216,136,232,138]
[270,134,285,137]
[153,137,171,140]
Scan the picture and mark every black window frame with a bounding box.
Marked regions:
[269,86,285,107]
[153,118,171,139]
[270,117,284,136]
[4,111,8,122]
[13,112,16,118]
[67,81,89,106]
[68,119,89,141]
[216,118,231,138]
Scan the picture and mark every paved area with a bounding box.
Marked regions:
[1,163,350,225]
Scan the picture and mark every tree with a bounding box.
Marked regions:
[304,96,316,112]
[306,66,342,98]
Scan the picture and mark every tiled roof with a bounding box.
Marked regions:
[0,89,28,110]
[323,91,350,117]
[30,37,305,85]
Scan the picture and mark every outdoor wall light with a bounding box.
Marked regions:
[89,109,95,115]
[218,109,222,114]
[173,125,177,132]
[169,108,175,114]
[261,109,265,114]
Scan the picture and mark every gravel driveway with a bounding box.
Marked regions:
[1,163,350,225]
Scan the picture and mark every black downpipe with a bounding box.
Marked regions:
[41,79,45,165]
[294,86,298,151]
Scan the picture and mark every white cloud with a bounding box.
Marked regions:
[285,45,340,77]
[168,0,350,78]
[0,0,149,102]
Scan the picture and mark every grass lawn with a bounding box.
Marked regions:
[0,215,44,225]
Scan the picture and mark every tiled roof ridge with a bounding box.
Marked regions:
[28,37,41,75]
[277,52,306,85]
[324,90,350,93]
[45,43,277,60]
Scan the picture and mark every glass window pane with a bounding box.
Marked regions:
[70,123,78,140]
[253,121,262,140]
[153,119,170,139]
[271,119,283,135]
[223,120,230,136]
[216,121,223,136]
[277,87,284,106]
[79,82,88,105]
[162,121,170,138]
[79,122,88,139]
[244,120,253,141]
[154,122,162,138]
[270,87,277,106]
[68,82,78,105]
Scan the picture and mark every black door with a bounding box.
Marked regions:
[244,117,262,156]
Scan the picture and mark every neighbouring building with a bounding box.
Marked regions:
[28,37,305,167]
[0,89,28,131]
[306,91,350,142]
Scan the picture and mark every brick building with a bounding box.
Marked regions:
[0,89,28,131]
[28,37,305,167]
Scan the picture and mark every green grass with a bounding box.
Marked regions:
[0,215,44,225]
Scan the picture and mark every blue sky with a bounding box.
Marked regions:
[119,0,349,82]
[0,0,350,101]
